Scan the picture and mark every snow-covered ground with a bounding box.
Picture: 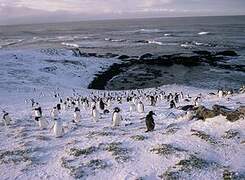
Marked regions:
[0,49,245,180]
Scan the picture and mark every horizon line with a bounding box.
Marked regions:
[1,14,245,27]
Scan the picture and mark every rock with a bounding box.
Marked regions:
[212,104,233,116]
[191,129,218,144]
[238,106,245,115]
[194,106,219,120]
[150,144,186,156]
[193,51,212,56]
[178,105,195,111]
[139,53,154,60]
[118,55,130,60]
[130,135,146,141]
[226,111,242,122]
[216,50,238,56]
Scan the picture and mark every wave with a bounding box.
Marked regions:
[148,40,163,46]
[136,29,162,33]
[104,38,126,42]
[198,31,210,35]
[61,42,79,48]
[164,33,173,37]
[0,39,24,48]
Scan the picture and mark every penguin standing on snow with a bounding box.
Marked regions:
[2,111,11,126]
[33,103,42,122]
[52,118,64,138]
[145,111,156,132]
[73,107,81,123]
[38,116,48,129]
[169,100,176,109]
[99,99,106,111]
[150,96,156,106]
[51,107,59,120]
[137,101,144,113]
[218,89,224,98]
[129,102,136,113]
[112,107,122,127]
[91,105,100,122]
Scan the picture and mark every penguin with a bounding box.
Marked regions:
[145,111,156,132]
[170,100,176,109]
[52,118,64,138]
[99,99,106,111]
[33,103,42,121]
[174,93,179,103]
[218,89,223,98]
[2,111,11,126]
[91,105,100,122]
[51,107,59,120]
[73,107,81,123]
[194,97,201,107]
[112,107,122,127]
[150,96,156,106]
[129,102,137,113]
[57,104,61,111]
[38,117,48,129]
[137,101,144,113]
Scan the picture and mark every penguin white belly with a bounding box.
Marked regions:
[83,103,88,110]
[137,104,144,113]
[130,103,136,112]
[3,115,11,126]
[112,113,122,127]
[218,91,223,98]
[74,112,81,123]
[92,109,100,122]
[51,110,58,119]
[34,110,41,117]
[54,121,63,137]
[39,117,48,129]
[107,100,111,108]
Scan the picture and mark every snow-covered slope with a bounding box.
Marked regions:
[0,48,245,180]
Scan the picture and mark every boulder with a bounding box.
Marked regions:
[118,55,130,60]
[216,50,238,56]
[194,106,219,120]
[139,53,154,60]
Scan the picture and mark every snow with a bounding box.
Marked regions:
[0,48,245,180]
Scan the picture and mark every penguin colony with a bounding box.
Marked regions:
[1,87,243,137]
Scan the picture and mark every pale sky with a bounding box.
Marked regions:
[0,0,245,25]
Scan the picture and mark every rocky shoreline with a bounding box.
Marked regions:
[71,48,244,90]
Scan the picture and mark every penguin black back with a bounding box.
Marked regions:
[145,111,155,132]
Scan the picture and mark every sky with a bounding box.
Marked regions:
[0,0,245,25]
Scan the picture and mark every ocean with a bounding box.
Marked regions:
[0,15,245,90]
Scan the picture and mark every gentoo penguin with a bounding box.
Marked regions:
[137,101,144,113]
[52,118,64,138]
[145,111,156,132]
[91,105,100,122]
[51,107,59,120]
[33,103,42,121]
[2,111,11,126]
[73,107,81,123]
[170,100,176,109]
[112,107,122,127]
